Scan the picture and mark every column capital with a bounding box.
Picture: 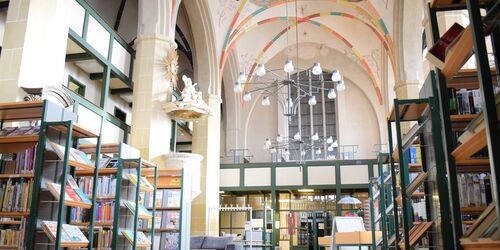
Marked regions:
[136,34,177,49]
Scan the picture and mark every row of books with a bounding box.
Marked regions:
[0,145,37,174]
[95,230,112,249]
[140,211,180,230]
[0,126,40,137]
[449,88,483,115]
[141,189,181,209]
[71,202,115,223]
[457,173,492,208]
[0,228,23,247]
[0,178,32,212]
[78,176,117,197]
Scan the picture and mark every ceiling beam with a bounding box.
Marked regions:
[66,53,93,62]
[114,0,127,31]
[89,72,118,80]
[110,88,132,95]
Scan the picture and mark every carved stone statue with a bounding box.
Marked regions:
[163,75,211,121]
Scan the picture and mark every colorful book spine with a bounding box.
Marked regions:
[0,145,37,174]
[0,178,32,212]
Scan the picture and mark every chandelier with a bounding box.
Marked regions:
[233,0,345,162]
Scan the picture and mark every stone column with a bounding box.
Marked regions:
[130,34,175,166]
[191,94,222,236]
[0,0,69,101]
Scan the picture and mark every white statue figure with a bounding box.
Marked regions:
[181,75,196,102]
[164,75,211,121]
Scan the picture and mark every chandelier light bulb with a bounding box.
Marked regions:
[233,82,243,93]
[326,136,334,144]
[332,140,338,148]
[315,148,322,155]
[264,138,272,149]
[270,147,277,154]
[312,63,322,75]
[331,69,341,82]
[276,134,283,142]
[327,88,336,99]
[301,151,306,156]
[283,149,290,157]
[294,132,301,140]
[308,95,317,106]
[328,145,334,152]
[262,96,271,106]
[256,64,266,77]
[336,79,346,92]
[237,72,247,84]
[284,59,294,73]
[243,91,252,102]
[312,132,319,141]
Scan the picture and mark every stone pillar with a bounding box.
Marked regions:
[191,94,222,236]
[130,34,175,166]
[0,0,69,101]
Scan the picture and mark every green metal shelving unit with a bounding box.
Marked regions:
[386,90,455,249]
[428,1,500,248]
[369,152,392,249]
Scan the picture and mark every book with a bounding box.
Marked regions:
[95,157,112,168]
[162,232,180,250]
[0,127,17,136]
[122,230,151,246]
[6,127,36,137]
[127,173,154,191]
[49,141,93,167]
[46,181,81,203]
[41,220,72,243]
[164,211,180,229]
[164,190,181,208]
[41,221,89,245]
[66,175,91,204]
[124,200,152,219]
[426,23,465,69]
[62,224,89,244]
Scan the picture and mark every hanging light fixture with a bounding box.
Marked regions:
[331,70,341,82]
[327,89,336,99]
[276,134,283,142]
[256,64,266,77]
[237,72,247,84]
[308,95,317,106]
[262,96,271,106]
[326,136,334,144]
[315,148,322,155]
[243,92,252,102]
[234,82,243,93]
[312,132,320,141]
[336,79,346,92]
[332,140,338,148]
[284,59,294,73]
[312,63,322,75]
[293,132,301,140]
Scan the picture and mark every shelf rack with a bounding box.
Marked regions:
[428,0,500,248]
[387,94,455,250]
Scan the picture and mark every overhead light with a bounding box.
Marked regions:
[283,149,290,157]
[284,59,294,73]
[327,89,336,99]
[233,82,243,93]
[315,148,322,155]
[237,72,246,84]
[262,96,271,106]
[312,132,319,141]
[331,69,341,82]
[327,145,334,152]
[336,79,346,92]
[326,136,333,144]
[308,95,317,106]
[256,63,266,77]
[293,132,301,140]
[298,189,314,193]
[243,91,252,102]
[276,134,283,142]
[332,140,338,147]
[312,63,322,75]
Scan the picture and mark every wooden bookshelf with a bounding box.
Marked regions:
[451,114,477,123]
[441,26,473,80]
[139,228,178,233]
[78,143,120,154]
[71,221,113,227]
[446,68,497,89]
[0,221,21,225]
[68,159,95,171]
[398,221,433,249]
[388,103,428,122]
[52,123,98,138]
[0,212,29,217]
[431,0,493,9]
[409,163,423,173]
[76,168,118,176]
[0,100,43,121]
[461,206,488,215]
[146,207,180,211]
[0,135,39,144]
[0,173,34,179]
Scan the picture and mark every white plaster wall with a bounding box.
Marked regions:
[0,12,6,46]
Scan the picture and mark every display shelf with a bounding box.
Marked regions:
[398,221,434,249]
[0,221,22,225]
[441,26,474,79]
[450,114,477,123]
[451,127,487,164]
[388,102,429,122]
[0,212,29,217]
[460,204,500,248]
[52,123,98,138]
[0,135,39,144]
[461,206,488,215]
[79,143,120,154]
[446,68,497,89]
[76,167,118,176]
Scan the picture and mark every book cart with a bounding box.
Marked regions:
[428,0,500,248]
[386,77,456,250]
